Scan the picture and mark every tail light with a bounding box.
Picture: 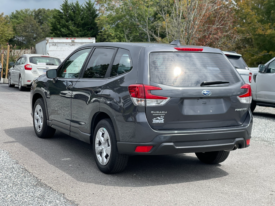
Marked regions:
[128,84,169,106]
[238,84,252,104]
[249,72,252,83]
[24,64,32,70]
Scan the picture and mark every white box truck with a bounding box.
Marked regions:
[35,37,96,61]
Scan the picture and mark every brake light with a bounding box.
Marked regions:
[135,146,153,153]
[238,84,252,104]
[249,72,252,83]
[128,84,169,106]
[246,139,250,146]
[175,47,203,52]
[24,64,32,70]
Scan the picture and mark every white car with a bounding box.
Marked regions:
[8,54,61,91]
[223,51,252,84]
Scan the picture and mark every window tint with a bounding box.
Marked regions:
[58,49,91,79]
[29,57,61,66]
[83,48,115,78]
[111,49,132,77]
[226,55,248,69]
[149,52,240,87]
[267,61,275,73]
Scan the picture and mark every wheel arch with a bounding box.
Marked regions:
[32,91,49,120]
[90,111,119,144]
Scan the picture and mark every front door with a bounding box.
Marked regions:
[257,60,275,103]
[47,48,92,134]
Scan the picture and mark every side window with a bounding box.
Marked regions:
[20,57,26,65]
[111,49,132,77]
[267,61,275,73]
[57,49,91,79]
[16,58,21,65]
[83,48,115,78]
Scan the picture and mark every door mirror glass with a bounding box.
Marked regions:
[46,69,57,79]
[258,64,266,73]
[9,62,15,67]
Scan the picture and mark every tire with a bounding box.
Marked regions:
[18,76,25,91]
[8,75,15,87]
[195,151,230,164]
[93,119,128,174]
[250,100,256,112]
[33,98,56,139]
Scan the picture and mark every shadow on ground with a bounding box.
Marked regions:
[4,126,228,187]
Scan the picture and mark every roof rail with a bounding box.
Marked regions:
[170,40,181,47]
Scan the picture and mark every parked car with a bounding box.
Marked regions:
[31,42,253,174]
[223,51,252,83]
[8,54,61,91]
[249,57,275,112]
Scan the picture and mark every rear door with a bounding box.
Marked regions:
[256,60,275,103]
[70,47,117,139]
[146,51,248,130]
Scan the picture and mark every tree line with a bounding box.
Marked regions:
[0,0,274,66]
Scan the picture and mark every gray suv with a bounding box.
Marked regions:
[30,42,253,174]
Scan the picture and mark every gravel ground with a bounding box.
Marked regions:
[0,149,75,206]
[252,106,275,145]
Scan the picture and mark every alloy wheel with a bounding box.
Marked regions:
[95,127,111,165]
[34,104,43,132]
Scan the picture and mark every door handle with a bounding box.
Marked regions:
[94,88,101,94]
[66,81,73,90]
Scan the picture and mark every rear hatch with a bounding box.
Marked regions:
[146,51,249,130]
[29,56,61,76]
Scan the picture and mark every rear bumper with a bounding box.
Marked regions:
[117,112,253,155]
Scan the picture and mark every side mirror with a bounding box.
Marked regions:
[46,69,57,79]
[258,64,266,73]
[9,62,15,67]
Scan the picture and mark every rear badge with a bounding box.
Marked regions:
[202,90,211,96]
[153,116,165,123]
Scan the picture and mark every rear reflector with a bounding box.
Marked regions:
[135,146,153,153]
[175,47,203,52]
[128,84,169,106]
[238,84,252,104]
[24,64,32,70]
[246,139,250,146]
[27,80,31,82]
[249,72,252,83]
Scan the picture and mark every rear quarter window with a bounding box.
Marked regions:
[149,52,240,87]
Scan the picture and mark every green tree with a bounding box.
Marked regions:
[9,9,56,48]
[0,13,14,46]
[51,0,98,37]
[14,15,43,48]
[235,0,275,66]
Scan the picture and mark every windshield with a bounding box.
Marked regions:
[149,52,240,87]
[226,55,248,69]
[29,56,61,66]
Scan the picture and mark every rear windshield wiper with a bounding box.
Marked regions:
[200,81,230,86]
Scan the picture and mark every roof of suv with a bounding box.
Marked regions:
[81,42,222,53]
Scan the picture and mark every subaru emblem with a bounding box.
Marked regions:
[202,90,211,96]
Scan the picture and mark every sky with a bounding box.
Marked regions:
[0,0,90,15]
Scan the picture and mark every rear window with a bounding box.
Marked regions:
[226,55,248,69]
[29,56,61,66]
[149,52,240,87]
